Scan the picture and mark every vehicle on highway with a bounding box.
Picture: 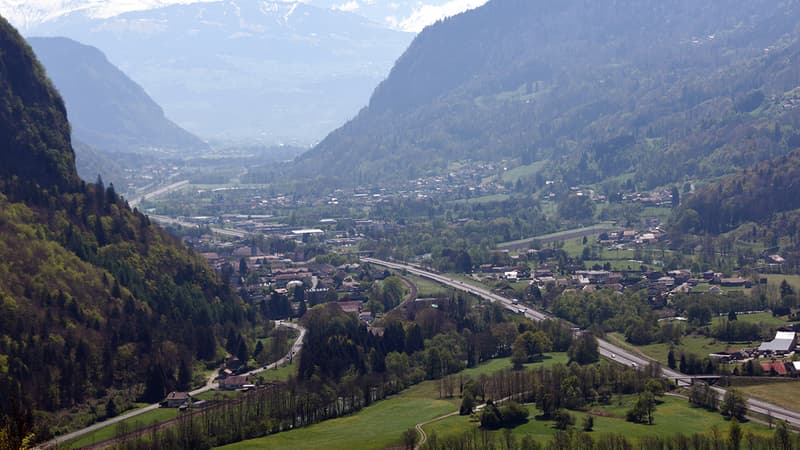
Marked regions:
[611,353,616,359]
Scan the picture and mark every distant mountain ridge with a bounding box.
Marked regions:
[28,36,209,155]
[24,0,414,144]
[0,0,488,33]
[299,0,800,188]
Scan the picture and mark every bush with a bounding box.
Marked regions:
[553,409,575,430]
[499,401,529,426]
[582,415,594,431]
[480,400,529,429]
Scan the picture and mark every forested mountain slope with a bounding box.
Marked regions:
[299,0,800,188]
[0,16,247,447]
[674,148,800,235]
[28,37,209,155]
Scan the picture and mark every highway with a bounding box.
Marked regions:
[129,180,189,208]
[148,214,249,238]
[362,257,800,428]
[37,321,305,449]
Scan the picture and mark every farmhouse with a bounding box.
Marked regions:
[220,375,250,390]
[758,331,798,355]
[165,391,191,408]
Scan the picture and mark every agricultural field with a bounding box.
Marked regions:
[217,375,462,450]
[218,354,567,450]
[459,353,570,377]
[255,363,297,383]
[451,194,511,205]
[406,274,454,298]
[763,274,800,293]
[424,395,772,444]
[734,380,800,414]
[604,333,748,368]
[66,407,177,449]
[497,223,616,250]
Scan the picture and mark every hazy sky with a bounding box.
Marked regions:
[0,0,490,32]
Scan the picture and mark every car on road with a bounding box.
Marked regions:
[611,353,616,359]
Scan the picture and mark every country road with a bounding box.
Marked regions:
[37,321,305,449]
[361,257,800,428]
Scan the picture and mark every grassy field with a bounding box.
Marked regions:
[424,395,772,444]
[194,389,240,401]
[735,380,800,413]
[583,259,644,271]
[764,274,800,293]
[406,274,454,298]
[217,378,461,450]
[497,223,616,250]
[460,353,570,377]
[605,332,753,368]
[725,311,788,328]
[642,206,673,221]
[67,407,177,449]
[255,363,297,383]
[451,194,511,205]
[217,354,568,450]
[501,161,547,183]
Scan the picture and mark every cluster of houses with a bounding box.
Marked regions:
[482,262,763,299]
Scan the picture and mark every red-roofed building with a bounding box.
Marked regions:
[760,361,788,376]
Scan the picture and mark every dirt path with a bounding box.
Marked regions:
[414,411,458,450]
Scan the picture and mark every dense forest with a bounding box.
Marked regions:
[0,16,249,447]
[292,0,800,190]
[674,148,800,235]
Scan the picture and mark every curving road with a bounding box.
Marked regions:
[362,257,800,428]
[37,321,306,449]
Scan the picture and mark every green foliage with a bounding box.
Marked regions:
[688,383,718,412]
[0,17,79,192]
[553,409,575,430]
[512,331,552,363]
[567,334,599,365]
[720,389,747,422]
[582,415,594,432]
[626,392,656,425]
[0,18,250,443]
[557,194,596,222]
[480,401,529,429]
[675,149,800,234]
[459,391,475,416]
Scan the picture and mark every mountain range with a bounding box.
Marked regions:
[18,0,416,144]
[298,0,800,189]
[0,0,489,33]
